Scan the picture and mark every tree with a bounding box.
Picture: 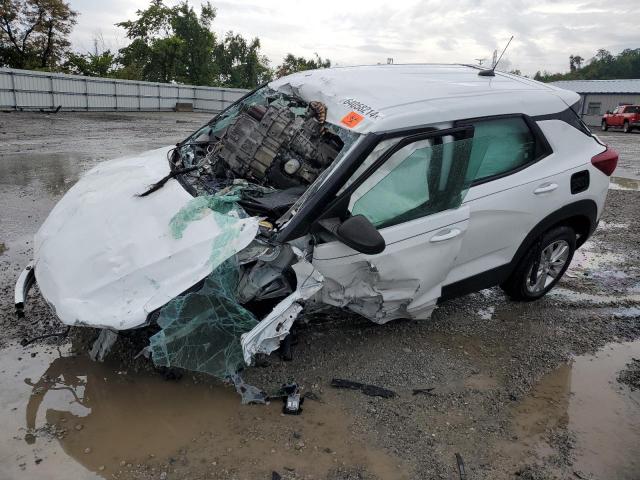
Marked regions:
[535,48,640,82]
[115,1,271,88]
[275,53,331,78]
[0,0,77,69]
[116,0,216,84]
[212,32,272,88]
[573,55,583,69]
[64,50,116,77]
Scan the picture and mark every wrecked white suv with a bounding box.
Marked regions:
[16,64,618,377]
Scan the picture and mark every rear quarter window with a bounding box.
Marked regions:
[464,117,544,184]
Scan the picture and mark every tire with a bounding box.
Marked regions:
[623,121,631,133]
[501,226,576,301]
[601,120,608,131]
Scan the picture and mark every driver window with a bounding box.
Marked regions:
[348,135,477,229]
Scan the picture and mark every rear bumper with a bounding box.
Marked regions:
[15,262,35,317]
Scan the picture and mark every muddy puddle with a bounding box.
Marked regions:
[504,341,640,479]
[0,342,409,480]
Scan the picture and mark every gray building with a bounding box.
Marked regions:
[548,79,640,126]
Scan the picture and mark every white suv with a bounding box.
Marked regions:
[16,64,618,372]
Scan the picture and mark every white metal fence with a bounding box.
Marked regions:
[0,67,248,113]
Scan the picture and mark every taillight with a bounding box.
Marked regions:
[591,146,618,176]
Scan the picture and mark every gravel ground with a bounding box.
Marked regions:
[0,112,638,480]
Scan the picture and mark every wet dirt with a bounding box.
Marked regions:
[0,343,406,480]
[0,114,638,479]
[504,341,640,480]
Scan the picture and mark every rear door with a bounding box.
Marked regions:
[611,107,623,126]
[312,127,476,322]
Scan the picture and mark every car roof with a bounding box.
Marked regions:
[269,64,579,134]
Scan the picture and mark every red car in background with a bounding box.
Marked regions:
[601,105,640,133]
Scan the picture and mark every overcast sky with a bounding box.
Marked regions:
[69,0,638,76]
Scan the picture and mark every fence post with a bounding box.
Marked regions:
[9,71,18,110]
[49,75,55,109]
[84,78,89,111]
[113,80,118,110]
[137,82,141,111]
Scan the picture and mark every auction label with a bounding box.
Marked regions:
[341,98,383,120]
[340,111,365,128]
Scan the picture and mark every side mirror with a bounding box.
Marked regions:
[318,215,386,255]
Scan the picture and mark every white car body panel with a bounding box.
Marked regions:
[269,65,578,134]
[313,206,469,322]
[34,147,259,330]
[444,119,608,285]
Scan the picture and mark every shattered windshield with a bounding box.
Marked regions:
[171,86,361,224]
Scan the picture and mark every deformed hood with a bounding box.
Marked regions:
[34,147,259,330]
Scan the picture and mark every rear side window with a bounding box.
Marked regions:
[465,117,541,184]
[624,106,640,114]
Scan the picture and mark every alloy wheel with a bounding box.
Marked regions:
[525,240,570,294]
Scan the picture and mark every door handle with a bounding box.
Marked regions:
[430,228,461,243]
[534,182,558,194]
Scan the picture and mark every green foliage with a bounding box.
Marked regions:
[0,0,78,69]
[276,53,331,78]
[64,50,116,77]
[116,1,216,84]
[535,48,640,82]
[212,32,272,88]
[1,0,333,89]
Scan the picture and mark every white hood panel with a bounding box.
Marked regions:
[34,147,259,330]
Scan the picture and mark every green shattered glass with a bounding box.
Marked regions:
[150,189,260,378]
[169,191,247,268]
[149,259,258,378]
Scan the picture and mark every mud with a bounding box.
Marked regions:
[0,343,406,480]
[0,113,639,479]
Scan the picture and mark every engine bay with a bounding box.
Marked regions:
[172,89,352,221]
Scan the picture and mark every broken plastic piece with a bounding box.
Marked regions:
[412,387,436,396]
[455,453,467,480]
[241,257,323,364]
[89,329,118,362]
[330,378,396,398]
[229,374,268,405]
[280,383,304,415]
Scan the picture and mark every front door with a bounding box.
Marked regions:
[312,127,476,322]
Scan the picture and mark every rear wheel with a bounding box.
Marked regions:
[601,120,608,131]
[623,120,631,133]
[501,226,575,301]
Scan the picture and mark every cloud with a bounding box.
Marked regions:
[67,0,639,75]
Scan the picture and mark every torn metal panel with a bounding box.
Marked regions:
[317,261,420,324]
[241,259,324,365]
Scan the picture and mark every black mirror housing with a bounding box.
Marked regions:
[318,215,385,255]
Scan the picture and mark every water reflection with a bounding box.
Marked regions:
[22,354,239,476]
[510,341,640,479]
[0,152,90,196]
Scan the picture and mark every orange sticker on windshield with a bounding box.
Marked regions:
[341,111,365,128]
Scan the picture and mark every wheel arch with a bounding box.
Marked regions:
[508,199,597,275]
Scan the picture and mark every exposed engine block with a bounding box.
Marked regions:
[214,100,341,189]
